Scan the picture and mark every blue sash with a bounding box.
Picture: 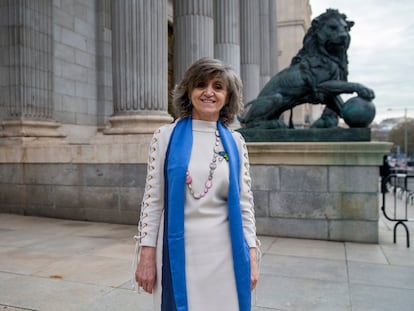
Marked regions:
[162,117,251,311]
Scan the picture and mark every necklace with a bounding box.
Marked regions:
[186,129,223,199]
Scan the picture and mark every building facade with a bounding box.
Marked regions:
[0,0,311,224]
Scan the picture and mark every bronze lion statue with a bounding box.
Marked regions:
[238,9,375,129]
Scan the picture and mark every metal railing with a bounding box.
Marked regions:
[380,173,414,248]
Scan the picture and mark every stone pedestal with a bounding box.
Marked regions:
[0,120,65,138]
[248,141,392,243]
[0,134,152,224]
[238,128,372,142]
[103,115,173,134]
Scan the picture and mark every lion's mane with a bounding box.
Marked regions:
[291,9,354,81]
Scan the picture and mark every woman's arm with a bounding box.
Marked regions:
[250,247,259,290]
[234,132,261,290]
[135,125,172,293]
[235,132,257,248]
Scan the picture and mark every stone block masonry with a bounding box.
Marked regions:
[0,138,391,242]
[0,162,146,225]
[252,164,379,242]
[248,141,392,243]
[53,0,102,128]
[0,134,153,225]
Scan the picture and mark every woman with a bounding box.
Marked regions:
[135,57,259,311]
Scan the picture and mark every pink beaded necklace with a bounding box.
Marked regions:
[185,129,224,199]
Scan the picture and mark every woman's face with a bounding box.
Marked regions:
[189,77,228,122]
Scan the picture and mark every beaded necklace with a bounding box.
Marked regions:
[185,129,224,199]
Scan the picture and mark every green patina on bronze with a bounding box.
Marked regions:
[237,9,376,141]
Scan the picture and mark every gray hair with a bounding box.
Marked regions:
[172,57,243,126]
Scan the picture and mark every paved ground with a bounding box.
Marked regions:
[0,193,413,311]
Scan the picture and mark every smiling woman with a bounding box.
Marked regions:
[134,58,260,311]
[171,57,244,126]
[189,78,227,121]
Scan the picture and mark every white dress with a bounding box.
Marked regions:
[138,119,256,311]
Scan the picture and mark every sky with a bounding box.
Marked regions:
[309,0,414,123]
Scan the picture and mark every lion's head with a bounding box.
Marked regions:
[292,9,354,80]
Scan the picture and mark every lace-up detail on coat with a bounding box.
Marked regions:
[137,127,165,245]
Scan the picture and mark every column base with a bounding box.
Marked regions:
[0,120,66,138]
[103,114,173,134]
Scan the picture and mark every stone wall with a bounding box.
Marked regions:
[247,141,391,243]
[53,0,104,127]
[251,164,380,242]
[0,138,391,242]
[0,134,152,225]
[0,163,145,225]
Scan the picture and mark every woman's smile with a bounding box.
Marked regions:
[190,78,227,121]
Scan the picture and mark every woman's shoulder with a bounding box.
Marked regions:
[156,120,177,135]
[150,119,178,145]
[230,128,246,145]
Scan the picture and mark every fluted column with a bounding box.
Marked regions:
[214,0,240,75]
[240,0,260,103]
[173,0,214,83]
[105,0,172,134]
[259,0,271,88]
[96,0,113,129]
[0,0,62,137]
[269,0,279,76]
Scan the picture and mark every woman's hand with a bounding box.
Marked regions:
[135,246,157,293]
[250,248,259,290]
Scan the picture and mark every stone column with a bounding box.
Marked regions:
[0,0,63,137]
[173,0,214,83]
[240,0,260,103]
[105,0,172,134]
[96,0,113,129]
[269,0,279,76]
[259,0,271,88]
[214,0,240,75]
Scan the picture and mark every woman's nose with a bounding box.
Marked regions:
[204,85,214,96]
